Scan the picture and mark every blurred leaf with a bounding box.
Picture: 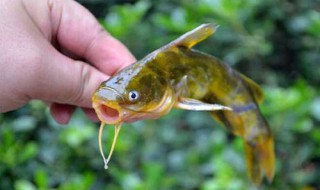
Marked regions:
[14,180,36,190]
[121,173,142,190]
[12,116,36,132]
[306,11,320,36]
[34,169,48,190]
[142,162,165,188]
[59,124,95,147]
[311,97,320,121]
[18,142,38,164]
[58,173,95,190]
[103,1,151,37]
[0,127,38,167]
[262,80,315,115]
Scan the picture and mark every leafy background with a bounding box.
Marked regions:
[1,0,320,189]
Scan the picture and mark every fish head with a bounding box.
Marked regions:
[92,61,175,124]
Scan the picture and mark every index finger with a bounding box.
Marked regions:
[49,0,136,75]
[84,30,136,75]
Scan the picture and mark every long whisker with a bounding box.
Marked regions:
[98,122,122,169]
[98,122,107,168]
[105,123,122,168]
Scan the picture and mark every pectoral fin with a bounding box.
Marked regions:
[166,23,218,49]
[175,97,232,111]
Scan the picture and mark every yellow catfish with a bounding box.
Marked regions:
[92,23,275,184]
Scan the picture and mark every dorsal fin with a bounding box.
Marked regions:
[167,23,218,49]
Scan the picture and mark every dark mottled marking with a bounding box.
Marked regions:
[232,103,257,113]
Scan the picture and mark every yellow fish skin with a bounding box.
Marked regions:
[92,23,275,185]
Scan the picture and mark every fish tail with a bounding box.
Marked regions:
[210,104,275,184]
[244,127,275,185]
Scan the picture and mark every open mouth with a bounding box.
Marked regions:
[93,103,121,124]
[92,86,125,124]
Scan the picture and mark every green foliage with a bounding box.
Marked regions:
[1,0,319,189]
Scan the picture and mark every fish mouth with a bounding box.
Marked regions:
[93,86,175,124]
[92,87,124,124]
[94,103,121,124]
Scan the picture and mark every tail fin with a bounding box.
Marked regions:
[244,130,275,185]
[211,108,275,185]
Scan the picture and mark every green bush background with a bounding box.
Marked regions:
[1,0,320,189]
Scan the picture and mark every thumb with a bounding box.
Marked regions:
[29,47,107,108]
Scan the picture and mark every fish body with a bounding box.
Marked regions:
[92,24,275,184]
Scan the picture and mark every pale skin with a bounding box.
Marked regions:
[0,0,136,124]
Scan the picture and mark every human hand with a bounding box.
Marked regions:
[0,0,136,124]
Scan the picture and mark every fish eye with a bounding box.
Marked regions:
[128,90,139,102]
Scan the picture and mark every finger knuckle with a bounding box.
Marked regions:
[67,63,90,106]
